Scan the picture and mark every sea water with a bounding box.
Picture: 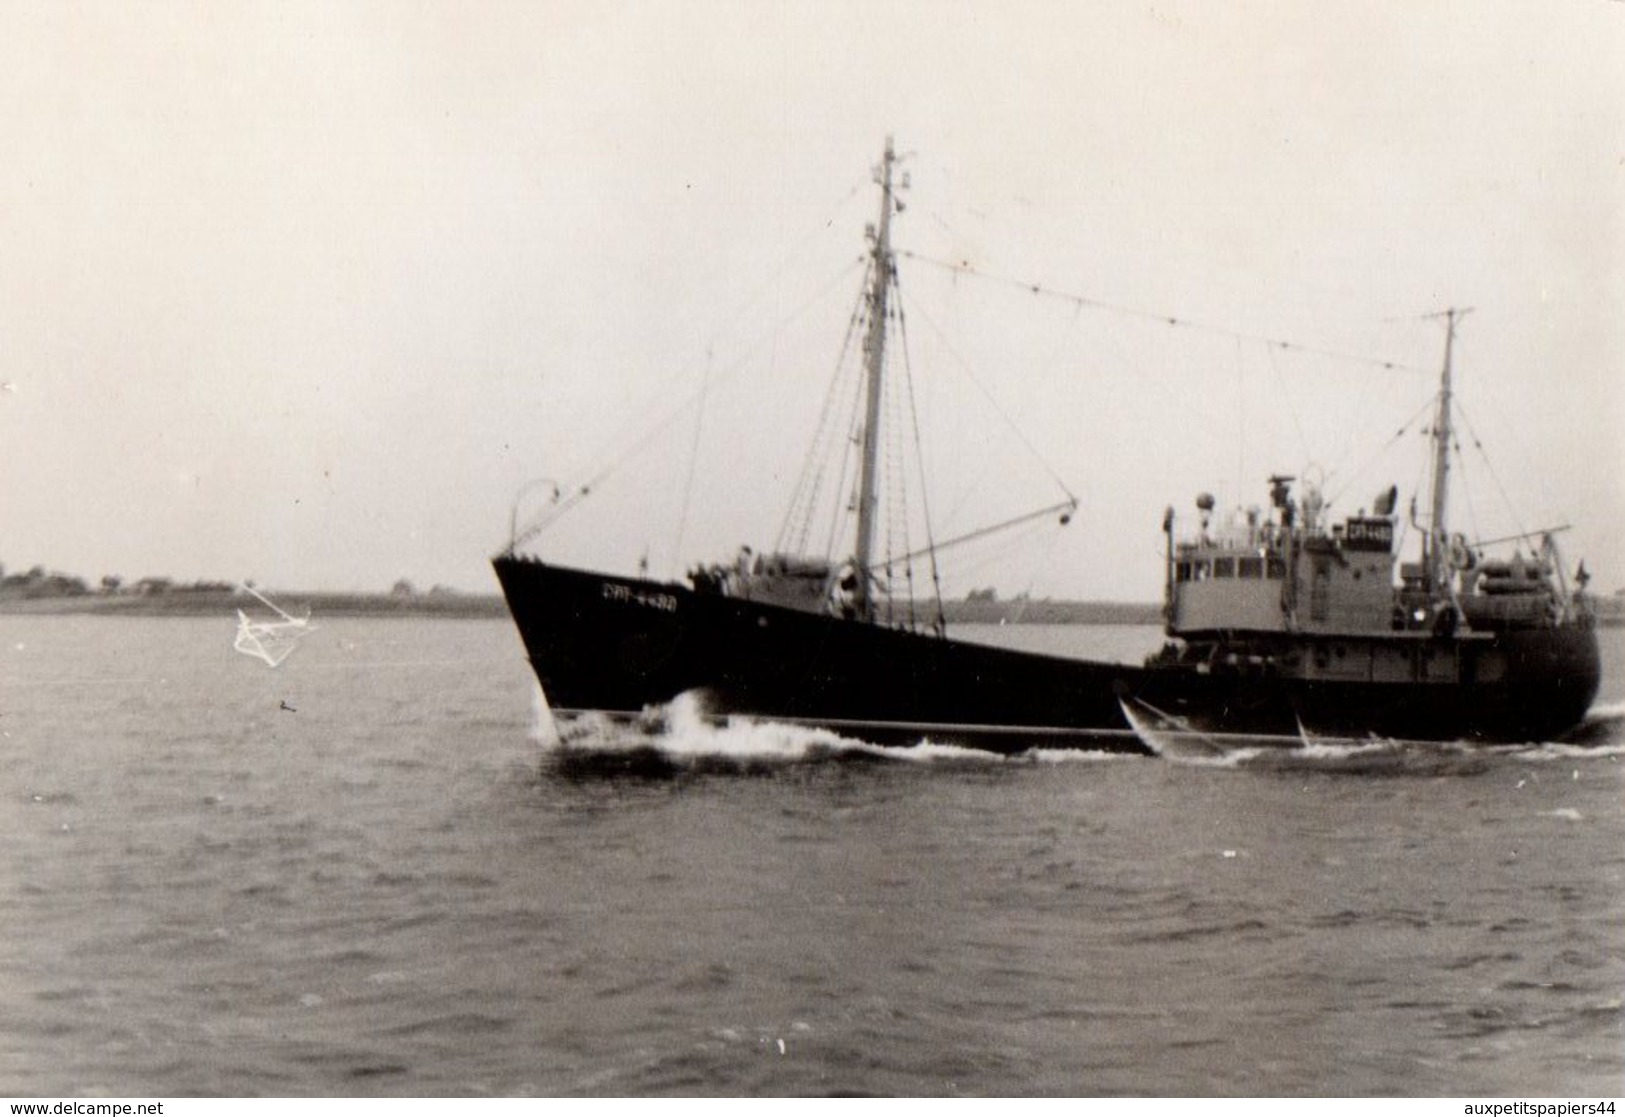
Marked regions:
[1,616,1621,1096]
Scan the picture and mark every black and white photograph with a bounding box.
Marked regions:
[2,1,1621,1100]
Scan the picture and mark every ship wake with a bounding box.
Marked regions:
[527,690,1624,777]
[1116,695,1625,774]
[535,692,1129,773]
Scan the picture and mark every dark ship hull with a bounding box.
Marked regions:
[1136,627,1601,744]
[494,556,1143,753]
[493,555,1601,752]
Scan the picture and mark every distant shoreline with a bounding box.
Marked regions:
[0,590,510,619]
[0,588,1164,625]
[2,589,1617,627]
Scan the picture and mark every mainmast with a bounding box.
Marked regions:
[1425,307,1467,603]
[852,137,899,621]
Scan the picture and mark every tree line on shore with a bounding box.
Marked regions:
[3,561,1619,624]
[0,563,465,602]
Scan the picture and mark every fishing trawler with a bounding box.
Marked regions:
[493,140,1600,752]
[1132,314,1601,743]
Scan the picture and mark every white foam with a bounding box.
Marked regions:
[658,697,1049,764]
[551,709,635,751]
[653,693,862,761]
[542,689,1625,768]
[1295,737,1404,762]
[1027,747,1137,764]
[527,682,560,748]
[1505,740,1625,762]
[1181,746,1266,769]
[547,691,1141,765]
[860,738,1004,763]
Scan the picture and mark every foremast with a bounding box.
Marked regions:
[852,136,900,622]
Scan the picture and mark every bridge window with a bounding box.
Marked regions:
[1213,557,1236,578]
[1175,560,1216,583]
[1266,557,1287,579]
[1238,557,1263,579]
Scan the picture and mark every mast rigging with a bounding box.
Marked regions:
[852,136,900,622]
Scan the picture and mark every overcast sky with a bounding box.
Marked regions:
[2,1,1620,601]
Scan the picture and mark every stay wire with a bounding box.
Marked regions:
[1454,427,1483,549]
[1325,393,1438,509]
[511,255,866,553]
[898,250,1431,376]
[775,269,872,555]
[887,326,910,627]
[895,289,1079,505]
[893,271,947,632]
[1263,341,1311,470]
[1453,400,1532,547]
[565,176,870,481]
[671,347,712,571]
[821,332,872,568]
